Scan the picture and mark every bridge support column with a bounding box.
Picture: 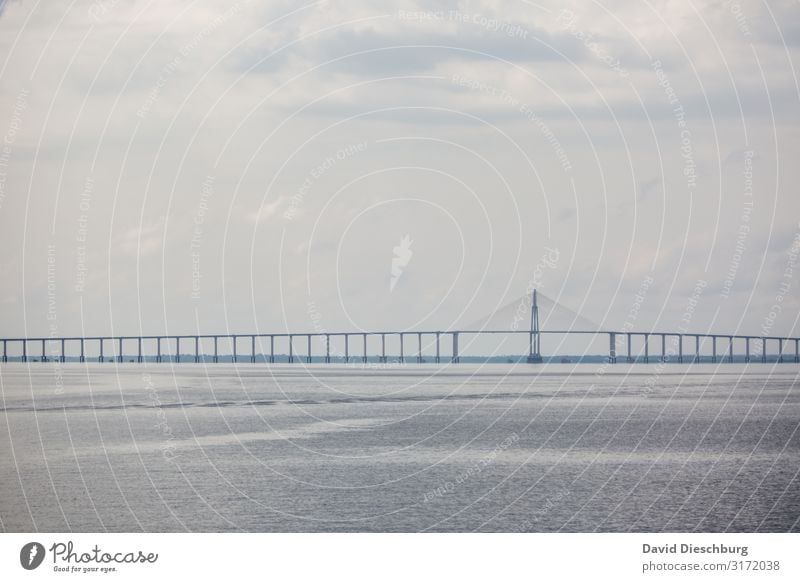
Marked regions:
[118,337,124,363]
[762,338,767,363]
[417,333,423,364]
[626,334,633,363]
[270,336,275,364]
[745,337,750,363]
[155,337,160,363]
[712,336,717,363]
[324,335,330,364]
[451,332,459,364]
[795,339,799,364]
[309,335,314,364]
[2,339,6,363]
[175,337,180,363]
[399,333,404,363]
[252,335,257,364]
[362,333,367,364]
[695,335,700,363]
[233,336,238,363]
[677,335,683,363]
[436,332,441,364]
[286,335,290,364]
[79,338,84,363]
[99,338,104,363]
[213,336,218,363]
[526,330,543,363]
[527,289,543,363]
[660,334,666,363]
[343,335,348,363]
[196,336,200,363]
[778,338,784,363]
[41,338,47,362]
[608,332,616,363]
[60,338,65,363]
[380,334,386,363]
[643,334,648,363]
[728,336,734,363]
[138,337,143,363]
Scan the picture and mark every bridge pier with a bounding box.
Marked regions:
[529,331,543,364]
[118,337,124,363]
[526,331,542,363]
[418,333,423,364]
[745,337,750,363]
[677,335,683,363]
[795,339,799,364]
[2,339,6,363]
[436,332,441,363]
[286,335,291,364]
[196,336,200,363]
[309,335,314,364]
[527,289,543,363]
[155,337,160,363]
[380,334,386,363]
[344,334,349,363]
[694,335,700,363]
[712,336,717,363]
[451,332,459,364]
[324,335,330,364]
[41,338,47,362]
[175,337,180,363]
[79,338,84,362]
[778,338,784,363]
[660,334,666,363]
[270,336,276,364]
[138,337,143,363]
[626,333,633,363]
[762,338,767,364]
[399,333,404,363]
[213,336,218,363]
[252,335,257,364]
[727,336,734,363]
[99,338,104,363]
[608,332,616,363]
[362,333,367,364]
[643,334,648,363]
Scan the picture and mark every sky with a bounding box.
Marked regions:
[0,0,798,348]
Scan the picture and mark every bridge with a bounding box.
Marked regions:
[1,290,798,364]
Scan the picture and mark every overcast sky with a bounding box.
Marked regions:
[0,0,798,345]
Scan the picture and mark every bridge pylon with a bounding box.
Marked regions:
[527,289,543,363]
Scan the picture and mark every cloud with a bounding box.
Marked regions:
[246,196,288,224]
[114,219,166,258]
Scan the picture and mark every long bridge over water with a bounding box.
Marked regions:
[2,291,798,365]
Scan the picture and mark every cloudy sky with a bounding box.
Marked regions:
[0,0,798,350]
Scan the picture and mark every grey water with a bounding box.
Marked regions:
[1,363,798,532]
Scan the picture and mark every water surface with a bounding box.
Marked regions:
[1,363,798,532]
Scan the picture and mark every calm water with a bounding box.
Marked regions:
[1,363,798,532]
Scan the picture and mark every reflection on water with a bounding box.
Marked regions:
[1,363,798,532]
